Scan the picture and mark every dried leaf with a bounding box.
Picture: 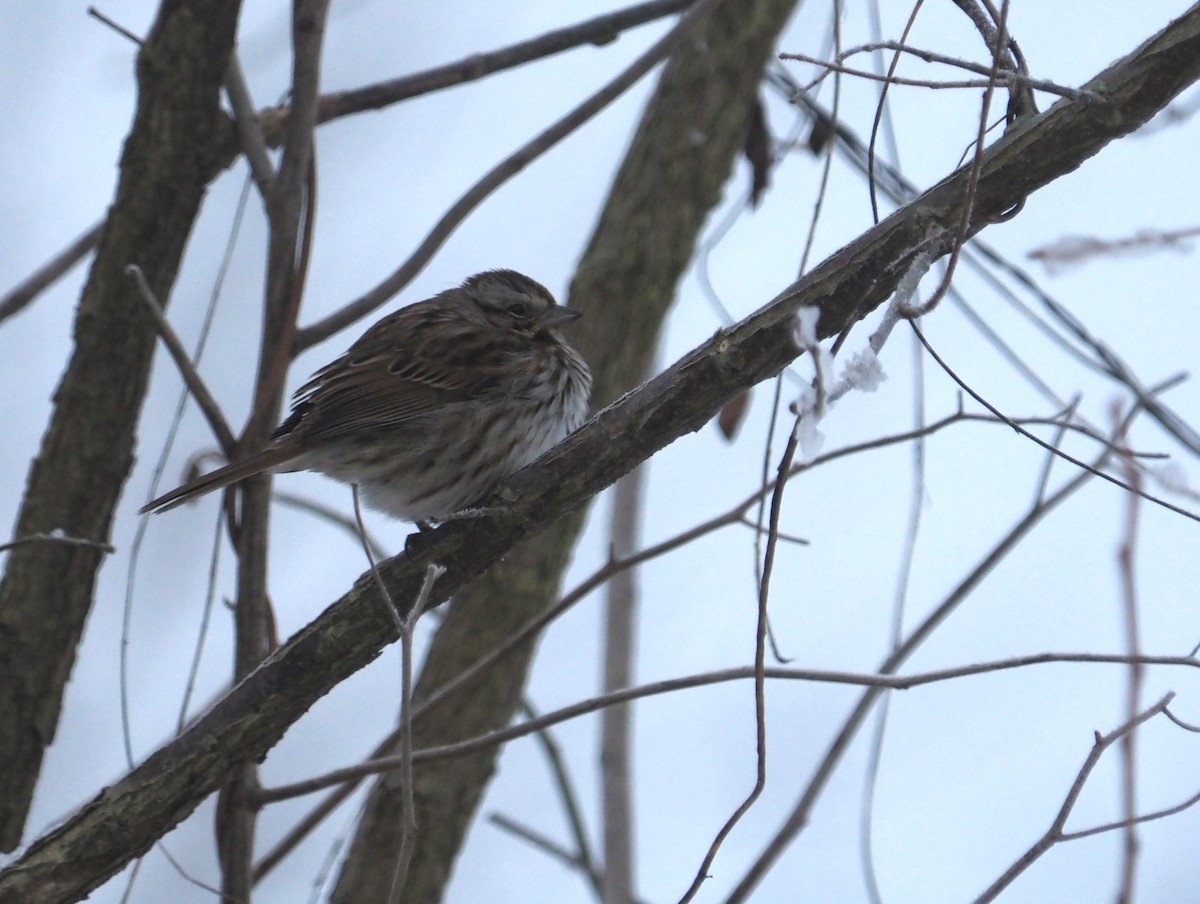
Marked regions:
[716,389,751,441]
[807,114,834,156]
[743,97,772,207]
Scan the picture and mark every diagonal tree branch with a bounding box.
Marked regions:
[1,5,1198,902]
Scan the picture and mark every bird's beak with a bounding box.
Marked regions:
[541,304,583,328]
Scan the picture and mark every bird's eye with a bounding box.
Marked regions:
[506,302,530,318]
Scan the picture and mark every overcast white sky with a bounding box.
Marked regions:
[3,2,1200,903]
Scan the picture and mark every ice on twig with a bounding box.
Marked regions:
[795,414,826,462]
[790,386,827,463]
[793,306,821,351]
[841,348,886,393]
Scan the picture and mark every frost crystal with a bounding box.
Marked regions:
[842,348,887,393]
[791,386,827,463]
[795,416,826,462]
[793,307,821,350]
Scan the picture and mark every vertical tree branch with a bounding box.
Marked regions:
[602,466,644,904]
[217,2,329,900]
[0,0,242,853]
[1114,408,1144,903]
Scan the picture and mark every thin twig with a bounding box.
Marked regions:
[865,1,923,226]
[1058,786,1200,842]
[0,223,102,325]
[911,324,1200,524]
[277,490,389,562]
[520,701,603,895]
[795,4,843,277]
[175,516,225,737]
[353,485,402,633]
[1163,706,1200,732]
[224,55,276,194]
[1029,223,1200,272]
[153,840,227,898]
[860,319,928,904]
[1113,403,1144,904]
[780,41,1089,100]
[127,264,237,454]
[387,562,445,903]
[0,532,114,555]
[86,6,142,44]
[898,0,1010,319]
[253,652,1200,802]
[315,0,696,122]
[489,814,595,876]
[677,389,803,901]
[972,694,1175,904]
[1030,396,1078,505]
[752,374,784,658]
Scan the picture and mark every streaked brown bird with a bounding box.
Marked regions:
[141,269,592,522]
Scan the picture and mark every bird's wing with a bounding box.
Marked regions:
[277,303,518,442]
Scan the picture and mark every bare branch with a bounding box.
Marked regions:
[223,55,276,194]
[313,0,697,122]
[601,466,643,904]
[0,532,115,556]
[0,224,101,325]
[973,694,1176,904]
[387,563,444,903]
[489,814,596,880]
[780,43,1091,99]
[254,653,1200,802]
[521,700,603,896]
[1114,405,1145,904]
[899,0,1011,319]
[912,325,1200,523]
[126,265,236,455]
[5,10,1200,895]
[85,6,142,44]
[1028,224,1200,271]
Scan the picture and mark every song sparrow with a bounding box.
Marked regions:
[141,269,592,521]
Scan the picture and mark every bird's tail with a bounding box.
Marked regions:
[139,446,295,515]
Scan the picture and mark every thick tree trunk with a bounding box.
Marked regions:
[0,0,241,852]
[329,0,802,900]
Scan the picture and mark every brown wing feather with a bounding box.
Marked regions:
[279,299,520,443]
